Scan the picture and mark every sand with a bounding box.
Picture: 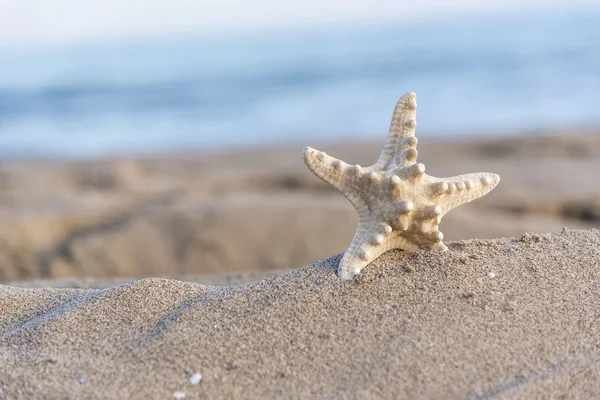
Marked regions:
[1,229,599,399]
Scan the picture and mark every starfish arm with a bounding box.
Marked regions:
[338,219,391,280]
[338,217,439,279]
[302,147,367,213]
[374,92,419,170]
[430,172,500,214]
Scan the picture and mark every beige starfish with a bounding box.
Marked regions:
[302,92,500,280]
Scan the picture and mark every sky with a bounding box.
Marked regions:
[0,0,597,46]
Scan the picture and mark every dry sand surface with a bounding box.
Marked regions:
[1,132,599,282]
[1,229,599,399]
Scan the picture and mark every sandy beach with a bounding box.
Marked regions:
[0,132,599,283]
[1,131,600,399]
[2,2,599,398]
[1,229,599,399]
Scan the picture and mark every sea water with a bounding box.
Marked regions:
[0,8,598,159]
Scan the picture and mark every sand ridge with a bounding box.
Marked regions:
[1,229,600,399]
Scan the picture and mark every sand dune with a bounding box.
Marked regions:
[1,229,599,399]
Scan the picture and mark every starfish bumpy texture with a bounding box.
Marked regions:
[302,92,500,280]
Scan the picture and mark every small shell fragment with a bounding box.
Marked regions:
[189,373,202,385]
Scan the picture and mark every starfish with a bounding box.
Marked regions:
[302,92,500,280]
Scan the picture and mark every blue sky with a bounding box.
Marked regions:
[0,0,596,45]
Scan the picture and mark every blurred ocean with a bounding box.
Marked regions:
[0,8,598,159]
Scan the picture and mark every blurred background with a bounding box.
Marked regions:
[0,0,599,283]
